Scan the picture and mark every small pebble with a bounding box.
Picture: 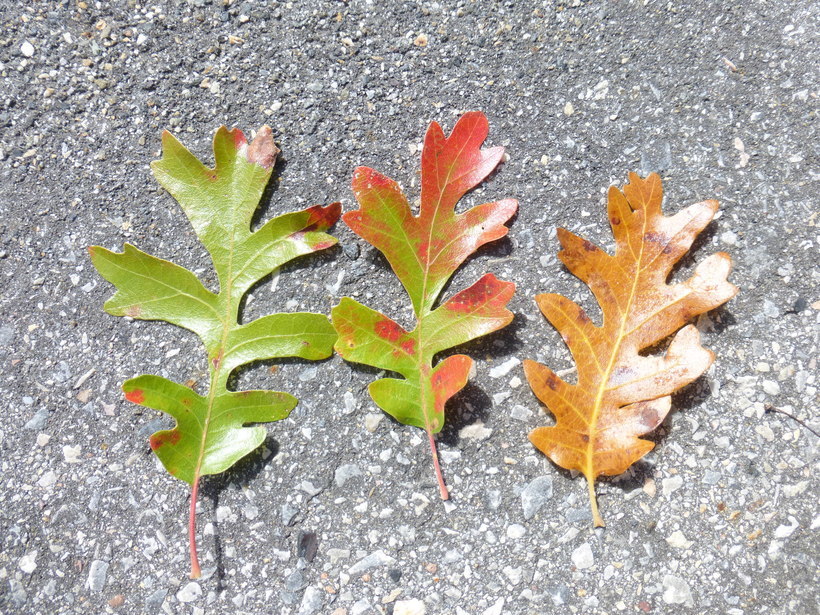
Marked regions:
[176,582,202,603]
[662,475,683,496]
[662,574,693,606]
[18,551,37,574]
[571,543,594,570]
[335,464,362,487]
[506,524,526,539]
[520,476,553,520]
[666,530,693,549]
[87,560,109,592]
[459,421,492,441]
[394,598,425,615]
[21,41,35,57]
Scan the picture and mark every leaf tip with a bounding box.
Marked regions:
[246,125,279,169]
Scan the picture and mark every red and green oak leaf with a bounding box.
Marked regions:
[332,111,517,499]
[89,125,339,577]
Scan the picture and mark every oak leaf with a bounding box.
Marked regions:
[89,126,340,577]
[524,173,737,526]
[333,111,517,499]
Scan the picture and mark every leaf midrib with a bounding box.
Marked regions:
[583,183,658,478]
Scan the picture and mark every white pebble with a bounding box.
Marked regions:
[364,413,383,432]
[37,471,57,488]
[571,542,594,570]
[18,551,37,574]
[506,524,526,539]
[661,475,684,496]
[762,380,781,396]
[666,530,693,549]
[774,515,799,538]
[459,421,492,441]
[394,599,426,615]
[21,41,34,57]
[662,574,694,606]
[63,444,81,463]
[176,581,202,603]
[489,357,520,378]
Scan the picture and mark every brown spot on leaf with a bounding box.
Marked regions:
[125,304,141,317]
[641,405,659,429]
[643,231,666,244]
[582,239,598,252]
[610,216,621,225]
[577,309,591,324]
[149,430,181,450]
[545,373,559,391]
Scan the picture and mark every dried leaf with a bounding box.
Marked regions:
[524,173,737,526]
[89,126,340,576]
[333,111,517,499]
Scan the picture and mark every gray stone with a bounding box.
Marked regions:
[521,476,553,520]
[335,463,363,487]
[640,141,672,174]
[285,570,307,592]
[348,550,395,575]
[662,574,694,606]
[282,504,299,526]
[176,581,202,603]
[297,586,324,615]
[0,325,13,346]
[24,408,49,430]
[145,589,168,614]
[86,559,109,592]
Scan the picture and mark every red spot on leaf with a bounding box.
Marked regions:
[374,319,403,343]
[125,389,144,404]
[231,127,247,149]
[125,304,142,317]
[303,203,342,232]
[149,430,181,450]
[610,216,621,225]
[311,240,335,251]
[446,277,494,313]
[401,339,417,355]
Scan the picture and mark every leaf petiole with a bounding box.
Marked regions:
[586,473,604,528]
[427,430,449,500]
[189,476,201,579]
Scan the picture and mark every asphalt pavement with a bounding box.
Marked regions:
[0,1,817,614]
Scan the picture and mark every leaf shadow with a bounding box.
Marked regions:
[199,435,281,588]
[438,381,493,447]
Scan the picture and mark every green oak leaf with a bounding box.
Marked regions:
[332,111,517,500]
[89,125,340,578]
